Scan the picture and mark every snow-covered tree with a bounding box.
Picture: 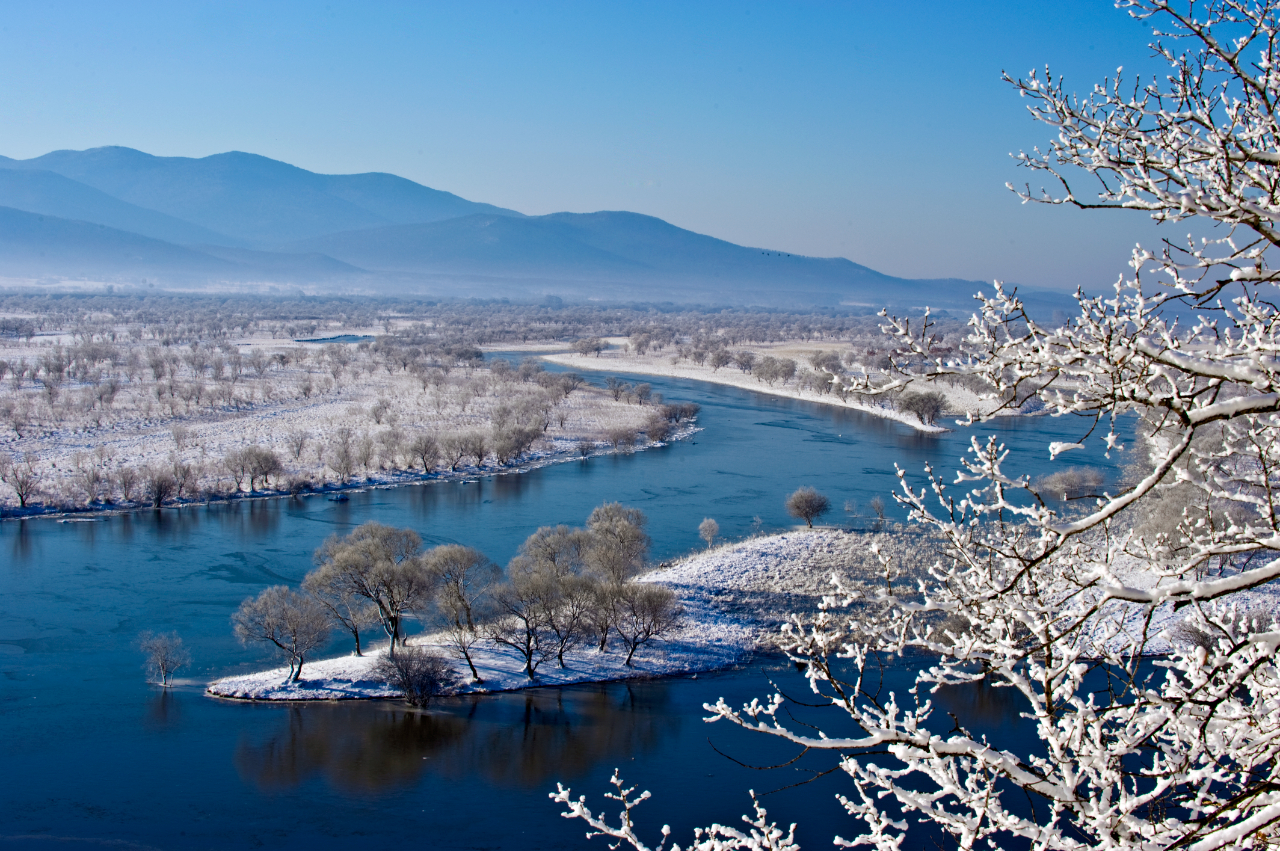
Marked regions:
[556,3,1280,848]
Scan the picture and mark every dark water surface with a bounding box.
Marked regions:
[0,370,1127,850]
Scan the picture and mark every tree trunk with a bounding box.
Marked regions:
[291,655,304,682]
[624,642,636,666]
[353,627,363,657]
[462,646,483,683]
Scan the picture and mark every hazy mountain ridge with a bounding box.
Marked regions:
[0,147,523,244]
[0,145,1036,309]
[0,168,244,247]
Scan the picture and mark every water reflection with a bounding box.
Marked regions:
[145,689,181,730]
[236,681,677,794]
[933,678,1024,727]
[7,519,37,562]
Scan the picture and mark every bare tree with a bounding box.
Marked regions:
[286,430,309,461]
[586,580,622,653]
[572,337,605,357]
[310,522,434,658]
[231,586,331,683]
[408,432,439,472]
[488,575,556,679]
[613,583,683,666]
[115,466,139,503]
[245,446,283,491]
[785,485,830,528]
[517,525,591,578]
[327,428,356,483]
[584,502,650,583]
[425,543,500,682]
[698,518,719,548]
[143,466,176,507]
[303,565,380,656]
[137,631,191,686]
[897,389,946,425]
[440,434,467,471]
[0,454,40,508]
[539,574,598,667]
[645,415,672,443]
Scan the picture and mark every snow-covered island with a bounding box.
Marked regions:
[203,518,1276,702]
[206,528,917,701]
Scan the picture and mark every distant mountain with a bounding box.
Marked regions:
[0,147,523,244]
[0,205,238,278]
[0,145,1069,312]
[0,168,243,247]
[285,211,981,307]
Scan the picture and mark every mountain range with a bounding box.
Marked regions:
[0,146,1041,310]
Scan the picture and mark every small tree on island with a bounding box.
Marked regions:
[785,485,829,527]
[232,586,330,683]
[138,630,190,687]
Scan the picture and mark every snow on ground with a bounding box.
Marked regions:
[0,329,681,515]
[206,597,755,701]
[207,528,938,702]
[206,527,1280,701]
[1076,554,1280,656]
[538,348,1005,434]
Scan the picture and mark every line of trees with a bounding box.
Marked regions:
[231,505,683,685]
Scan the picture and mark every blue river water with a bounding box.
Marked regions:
[0,367,1129,850]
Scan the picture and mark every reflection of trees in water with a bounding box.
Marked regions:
[935,679,1021,722]
[145,689,180,729]
[235,681,677,794]
[7,518,36,562]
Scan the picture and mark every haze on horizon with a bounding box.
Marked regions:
[0,2,1172,293]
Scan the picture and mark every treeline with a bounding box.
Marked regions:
[232,504,683,689]
[0,291,931,349]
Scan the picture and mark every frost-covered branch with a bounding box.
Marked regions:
[557,3,1280,849]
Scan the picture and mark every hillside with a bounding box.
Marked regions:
[0,147,522,244]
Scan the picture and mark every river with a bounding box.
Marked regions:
[0,368,1128,850]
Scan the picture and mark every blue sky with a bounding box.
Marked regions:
[0,2,1175,290]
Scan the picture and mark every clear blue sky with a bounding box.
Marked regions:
[0,2,1172,290]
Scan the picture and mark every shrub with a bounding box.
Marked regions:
[375,646,459,707]
[786,486,831,528]
[898,390,946,425]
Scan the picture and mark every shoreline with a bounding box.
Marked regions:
[534,349,961,434]
[1,423,701,523]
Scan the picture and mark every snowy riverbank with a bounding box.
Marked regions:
[3,423,700,522]
[536,348,1008,434]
